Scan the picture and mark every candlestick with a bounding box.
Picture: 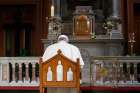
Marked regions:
[51,5,54,17]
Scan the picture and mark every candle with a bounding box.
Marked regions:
[51,5,54,17]
[87,20,90,27]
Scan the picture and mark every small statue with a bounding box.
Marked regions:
[67,67,73,81]
[47,66,52,81]
[57,60,63,81]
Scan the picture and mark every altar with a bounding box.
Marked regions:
[42,39,124,57]
[43,3,124,84]
[41,38,124,83]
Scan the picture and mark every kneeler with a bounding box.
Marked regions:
[39,49,80,93]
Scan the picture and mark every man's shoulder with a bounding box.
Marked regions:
[68,43,79,49]
[46,42,79,50]
[46,43,58,49]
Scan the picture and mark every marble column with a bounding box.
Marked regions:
[25,63,29,81]
[112,0,120,18]
[18,63,22,83]
[119,63,124,82]
[110,0,123,38]
[127,63,130,81]
[112,63,117,82]
[32,63,36,81]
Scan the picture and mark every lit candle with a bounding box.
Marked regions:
[87,20,90,27]
[51,5,54,17]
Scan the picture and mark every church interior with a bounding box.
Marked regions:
[0,0,140,93]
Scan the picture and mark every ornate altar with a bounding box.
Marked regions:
[73,6,95,39]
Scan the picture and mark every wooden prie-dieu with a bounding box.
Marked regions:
[39,49,80,93]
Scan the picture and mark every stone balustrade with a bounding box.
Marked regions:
[0,56,140,87]
[0,57,39,86]
[90,56,140,87]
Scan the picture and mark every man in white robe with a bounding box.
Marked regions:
[42,34,84,68]
[42,35,84,93]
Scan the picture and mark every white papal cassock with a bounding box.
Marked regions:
[42,35,84,93]
[42,40,84,67]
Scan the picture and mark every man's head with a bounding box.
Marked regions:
[58,35,69,42]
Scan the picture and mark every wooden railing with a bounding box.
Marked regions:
[0,56,140,87]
